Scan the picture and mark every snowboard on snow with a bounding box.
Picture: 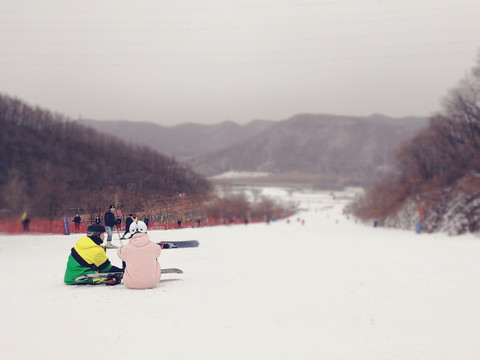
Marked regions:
[158,240,199,249]
[106,240,199,250]
[74,268,183,283]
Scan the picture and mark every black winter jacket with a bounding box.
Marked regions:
[104,211,117,227]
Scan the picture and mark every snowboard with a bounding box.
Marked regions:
[106,240,199,250]
[74,268,183,282]
[64,216,70,235]
[158,240,200,249]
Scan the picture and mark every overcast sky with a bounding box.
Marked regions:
[0,0,479,126]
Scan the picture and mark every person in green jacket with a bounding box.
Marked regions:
[64,224,124,285]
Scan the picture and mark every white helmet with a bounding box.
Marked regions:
[129,220,147,234]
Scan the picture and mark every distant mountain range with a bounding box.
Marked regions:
[78,118,276,161]
[78,113,428,187]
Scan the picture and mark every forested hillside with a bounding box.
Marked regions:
[349,54,480,234]
[0,94,211,219]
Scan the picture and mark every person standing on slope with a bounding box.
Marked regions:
[104,204,117,248]
[72,213,81,233]
[121,213,134,239]
[117,220,162,289]
[64,224,124,285]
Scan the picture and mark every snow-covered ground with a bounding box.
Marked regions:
[209,171,270,179]
[2,188,480,360]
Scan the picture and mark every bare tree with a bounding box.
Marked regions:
[350,53,480,223]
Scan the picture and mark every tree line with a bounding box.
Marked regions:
[0,93,211,220]
[349,53,480,232]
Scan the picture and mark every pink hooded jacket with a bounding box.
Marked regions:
[117,232,161,289]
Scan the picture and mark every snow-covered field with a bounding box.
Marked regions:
[2,188,480,360]
[209,171,270,179]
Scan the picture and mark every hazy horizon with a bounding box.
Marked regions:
[1,0,478,126]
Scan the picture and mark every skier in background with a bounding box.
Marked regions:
[64,224,124,285]
[21,212,30,232]
[117,221,162,289]
[121,213,134,239]
[115,210,123,232]
[73,214,81,233]
[104,205,117,248]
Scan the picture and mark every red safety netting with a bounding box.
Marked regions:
[0,214,294,236]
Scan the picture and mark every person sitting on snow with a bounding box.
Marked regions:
[117,220,162,290]
[64,224,124,285]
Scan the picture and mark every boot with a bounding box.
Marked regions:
[106,241,117,249]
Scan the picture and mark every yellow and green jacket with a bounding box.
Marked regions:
[64,236,113,284]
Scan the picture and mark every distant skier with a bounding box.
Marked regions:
[116,216,122,229]
[72,214,81,233]
[21,212,30,232]
[121,213,134,239]
[64,224,124,285]
[104,205,117,248]
[117,221,162,290]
